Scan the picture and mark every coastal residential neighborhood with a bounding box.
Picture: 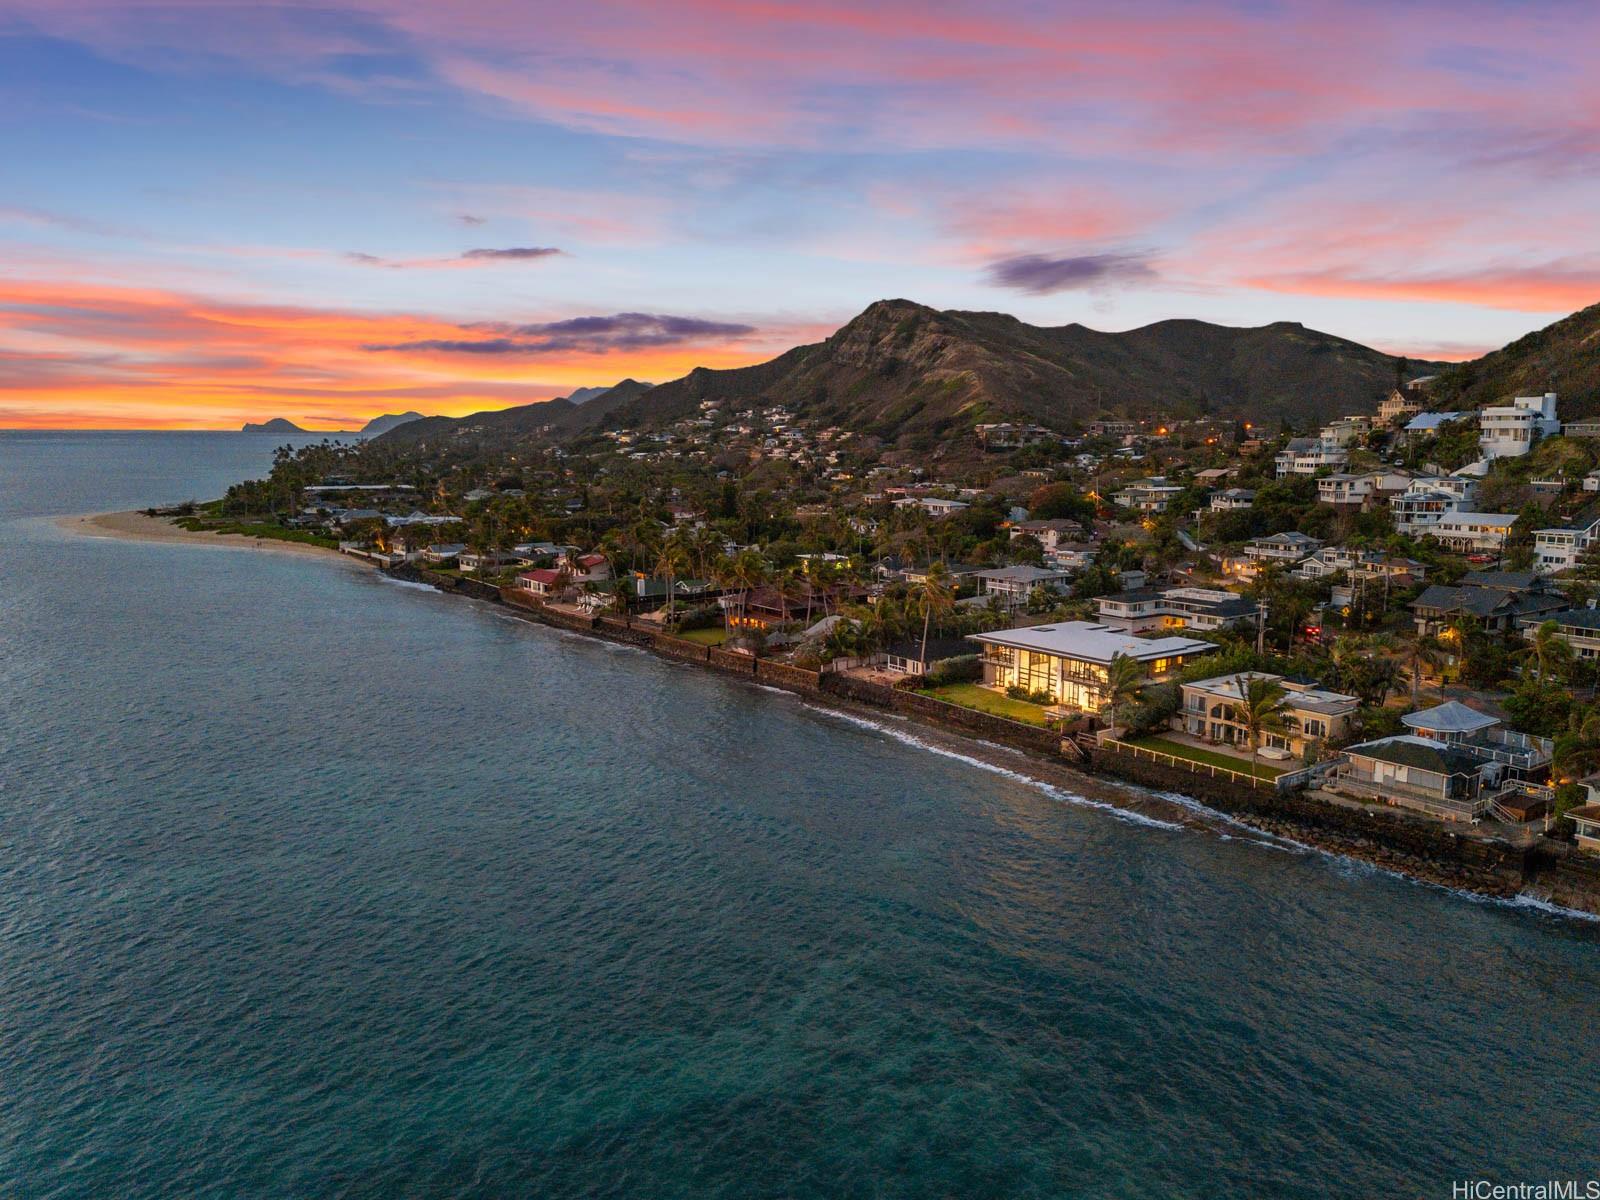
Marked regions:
[182,378,1600,902]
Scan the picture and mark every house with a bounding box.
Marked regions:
[1096,586,1259,634]
[1336,737,1497,821]
[1479,393,1560,460]
[976,422,1053,450]
[892,497,970,517]
[422,543,466,563]
[457,550,527,573]
[1379,385,1427,423]
[1318,415,1372,448]
[516,567,565,597]
[1317,473,1377,508]
[729,582,866,629]
[1113,478,1185,513]
[1008,519,1082,554]
[1173,672,1359,758]
[1411,571,1566,636]
[1400,411,1468,446]
[1567,805,1600,853]
[1193,467,1236,485]
[1425,512,1518,554]
[1206,488,1255,513]
[1390,476,1478,535]
[1517,606,1600,661]
[1047,544,1098,572]
[1294,545,1380,581]
[1583,469,1600,493]
[1274,438,1348,478]
[883,637,973,676]
[1088,419,1139,438]
[558,551,611,583]
[968,621,1215,712]
[977,565,1073,606]
[632,575,716,606]
[1533,512,1600,574]
[1244,532,1322,566]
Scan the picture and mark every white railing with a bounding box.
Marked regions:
[1097,734,1283,790]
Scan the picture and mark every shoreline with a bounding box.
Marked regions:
[54,512,1600,921]
[56,510,366,568]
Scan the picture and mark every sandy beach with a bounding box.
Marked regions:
[56,510,368,568]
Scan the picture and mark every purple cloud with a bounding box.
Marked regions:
[985,250,1157,293]
[365,312,757,355]
[345,247,563,268]
[459,246,561,260]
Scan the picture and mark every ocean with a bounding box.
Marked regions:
[2,430,1597,1198]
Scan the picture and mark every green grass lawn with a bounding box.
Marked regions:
[173,517,339,550]
[676,626,728,646]
[1122,734,1286,780]
[919,682,1050,726]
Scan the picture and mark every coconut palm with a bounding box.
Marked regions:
[1228,673,1288,778]
[1102,652,1146,736]
[1525,619,1573,684]
[655,535,692,623]
[916,561,956,668]
[728,548,768,631]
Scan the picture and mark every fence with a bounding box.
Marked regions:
[1097,734,1280,790]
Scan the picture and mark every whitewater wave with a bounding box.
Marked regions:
[802,704,1186,832]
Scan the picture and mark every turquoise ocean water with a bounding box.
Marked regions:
[1,430,1597,1198]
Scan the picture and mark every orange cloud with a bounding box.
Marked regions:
[0,278,788,429]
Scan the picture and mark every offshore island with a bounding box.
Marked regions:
[82,297,1600,917]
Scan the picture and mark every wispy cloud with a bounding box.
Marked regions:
[985,250,1157,294]
[345,246,563,269]
[367,312,758,354]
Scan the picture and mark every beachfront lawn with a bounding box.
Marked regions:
[676,626,728,646]
[1122,734,1286,780]
[173,517,339,550]
[919,682,1050,726]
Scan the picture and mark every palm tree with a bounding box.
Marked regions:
[655,533,692,623]
[1400,635,1444,705]
[916,561,956,669]
[1102,653,1146,736]
[1228,673,1288,778]
[729,548,768,633]
[1525,619,1572,684]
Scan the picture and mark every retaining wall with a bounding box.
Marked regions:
[1095,745,1531,891]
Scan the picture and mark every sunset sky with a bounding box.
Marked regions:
[3,0,1598,429]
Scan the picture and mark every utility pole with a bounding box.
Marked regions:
[1256,600,1268,656]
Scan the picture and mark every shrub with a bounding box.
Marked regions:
[926,654,981,686]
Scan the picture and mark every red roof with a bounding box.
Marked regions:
[576,553,607,568]
[519,568,562,584]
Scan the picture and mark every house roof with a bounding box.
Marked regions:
[884,637,973,662]
[1533,607,1600,632]
[1402,701,1498,735]
[1346,735,1482,776]
[1460,570,1540,590]
[969,621,1215,665]
[518,568,562,584]
[978,565,1069,583]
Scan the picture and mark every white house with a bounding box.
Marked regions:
[1274,438,1349,478]
[1096,586,1260,634]
[1479,393,1560,460]
[977,565,1073,606]
[1318,416,1372,448]
[1426,512,1518,554]
[1113,478,1185,513]
[968,621,1214,713]
[1207,488,1255,513]
[1390,475,1479,535]
[1534,514,1600,574]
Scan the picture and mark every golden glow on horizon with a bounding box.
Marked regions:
[0,277,802,429]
